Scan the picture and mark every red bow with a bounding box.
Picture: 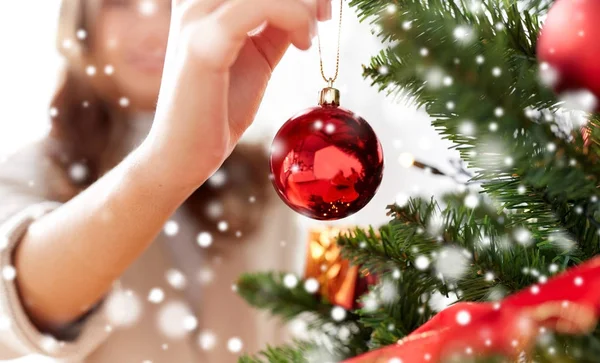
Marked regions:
[343,257,600,363]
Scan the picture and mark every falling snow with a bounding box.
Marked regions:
[148,288,165,304]
[414,255,430,270]
[198,331,217,351]
[196,232,213,248]
[157,300,196,339]
[105,289,142,327]
[2,266,16,281]
[283,274,299,288]
[456,310,471,325]
[331,306,347,321]
[435,246,470,281]
[304,278,319,293]
[227,337,243,353]
[163,220,179,236]
[165,269,187,290]
[68,162,88,183]
[513,227,532,247]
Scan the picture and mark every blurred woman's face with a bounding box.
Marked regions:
[93,0,171,111]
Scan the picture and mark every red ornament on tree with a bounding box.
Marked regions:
[537,0,600,102]
[270,85,384,220]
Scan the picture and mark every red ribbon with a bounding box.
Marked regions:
[343,256,600,363]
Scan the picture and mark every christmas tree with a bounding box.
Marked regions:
[237,0,600,362]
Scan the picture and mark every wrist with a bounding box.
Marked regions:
[126,141,206,200]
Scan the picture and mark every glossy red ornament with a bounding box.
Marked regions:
[270,89,384,220]
[537,0,600,103]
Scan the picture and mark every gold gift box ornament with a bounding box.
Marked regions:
[304,226,377,310]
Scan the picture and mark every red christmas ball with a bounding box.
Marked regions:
[537,0,600,101]
[270,104,384,220]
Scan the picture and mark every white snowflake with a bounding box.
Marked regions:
[86,65,96,76]
[424,67,445,89]
[139,0,157,16]
[105,289,142,327]
[217,221,228,232]
[283,274,298,288]
[331,306,347,321]
[513,227,532,247]
[456,310,471,325]
[208,170,227,188]
[227,337,243,353]
[538,62,560,87]
[464,194,479,209]
[459,121,475,136]
[548,232,576,253]
[76,29,87,40]
[2,266,16,281]
[196,232,213,248]
[414,255,430,270]
[398,152,414,168]
[197,266,214,285]
[454,25,475,44]
[165,269,187,290]
[163,220,179,236]
[395,193,409,207]
[435,247,470,281]
[304,278,319,293]
[68,162,88,183]
[205,200,223,219]
[443,76,453,86]
[148,288,165,304]
[157,300,196,339]
[104,65,114,75]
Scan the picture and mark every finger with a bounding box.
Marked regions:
[174,0,228,22]
[250,25,291,72]
[317,0,332,21]
[247,0,318,72]
[215,0,316,50]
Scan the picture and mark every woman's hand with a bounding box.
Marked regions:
[143,0,331,187]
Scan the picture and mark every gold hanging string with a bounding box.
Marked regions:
[317,0,343,87]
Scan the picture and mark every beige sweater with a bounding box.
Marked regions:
[0,123,299,362]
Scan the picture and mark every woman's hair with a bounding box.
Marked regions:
[45,0,272,242]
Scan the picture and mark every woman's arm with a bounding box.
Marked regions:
[12,0,325,337]
[12,142,200,332]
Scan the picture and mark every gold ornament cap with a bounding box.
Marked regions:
[318,87,340,106]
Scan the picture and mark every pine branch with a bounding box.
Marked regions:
[239,342,311,363]
[237,272,330,321]
[236,272,373,358]
[351,0,600,263]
